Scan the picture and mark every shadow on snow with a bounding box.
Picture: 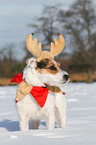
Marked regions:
[0,119,58,132]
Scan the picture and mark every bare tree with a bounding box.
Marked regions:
[58,0,96,83]
[0,48,4,55]
[21,42,33,60]
[28,5,60,46]
[0,44,18,77]
[0,47,6,59]
[2,44,16,62]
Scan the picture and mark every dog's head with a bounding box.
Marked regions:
[36,58,69,86]
[24,57,69,87]
[23,33,69,87]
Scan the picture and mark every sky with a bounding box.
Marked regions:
[0,0,74,47]
[0,0,96,60]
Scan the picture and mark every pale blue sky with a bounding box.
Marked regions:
[0,0,75,48]
[0,0,96,60]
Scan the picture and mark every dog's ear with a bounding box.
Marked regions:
[26,58,36,67]
[37,61,46,69]
[37,59,48,69]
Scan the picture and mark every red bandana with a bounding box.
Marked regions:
[11,73,24,84]
[11,73,48,107]
[30,86,48,107]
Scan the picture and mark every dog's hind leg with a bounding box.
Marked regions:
[55,94,67,128]
[30,119,41,129]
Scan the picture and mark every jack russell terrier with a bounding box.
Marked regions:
[11,33,69,130]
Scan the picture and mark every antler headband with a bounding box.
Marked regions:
[26,33,65,62]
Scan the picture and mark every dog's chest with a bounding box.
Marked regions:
[17,93,55,118]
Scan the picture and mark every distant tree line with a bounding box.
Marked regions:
[0,44,25,78]
[0,0,96,83]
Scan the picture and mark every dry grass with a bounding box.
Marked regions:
[70,73,96,82]
[0,78,16,86]
[0,73,96,86]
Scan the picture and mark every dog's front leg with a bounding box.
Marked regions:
[55,93,67,128]
[44,94,55,130]
[19,117,29,131]
[46,113,55,130]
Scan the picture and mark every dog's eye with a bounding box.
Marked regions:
[49,66,56,70]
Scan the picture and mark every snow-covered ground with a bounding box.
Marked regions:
[0,83,96,145]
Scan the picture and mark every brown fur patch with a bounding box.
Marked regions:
[36,58,60,74]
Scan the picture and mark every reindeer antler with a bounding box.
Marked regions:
[26,33,42,57]
[26,33,65,62]
[50,34,65,56]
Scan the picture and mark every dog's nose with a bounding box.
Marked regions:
[63,74,69,81]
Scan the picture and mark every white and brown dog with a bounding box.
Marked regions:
[16,33,69,131]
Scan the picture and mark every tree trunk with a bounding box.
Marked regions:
[87,69,93,83]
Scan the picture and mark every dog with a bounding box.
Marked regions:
[16,33,69,131]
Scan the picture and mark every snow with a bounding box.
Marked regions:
[0,83,96,145]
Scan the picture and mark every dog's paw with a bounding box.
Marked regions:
[60,121,67,128]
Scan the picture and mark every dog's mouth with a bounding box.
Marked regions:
[47,79,69,87]
[59,77,70,85]
[62,79,70,84]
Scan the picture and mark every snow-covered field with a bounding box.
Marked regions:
[0,83,96,145]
